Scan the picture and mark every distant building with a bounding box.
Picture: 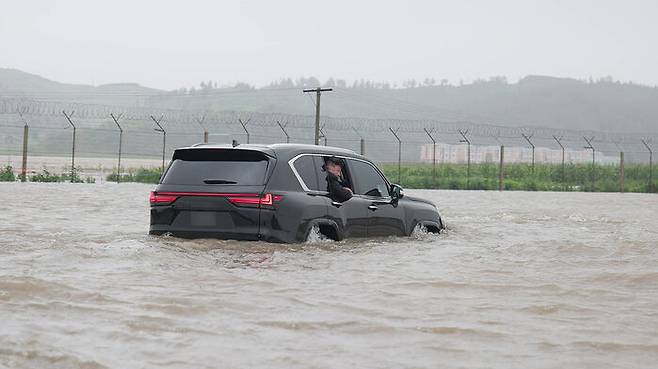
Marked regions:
[420,143,616,164]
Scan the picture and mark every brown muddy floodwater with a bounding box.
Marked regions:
[1,183,657,369]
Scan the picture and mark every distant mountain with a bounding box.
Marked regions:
[0,68,160,106]
[2,68,657,133]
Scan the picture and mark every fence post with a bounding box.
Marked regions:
[351,127,365,155]
[458,129,471,189]
[21,125,29,182]
[424,128,437,186]
[238,118,251,144]
[110,113,123,183]
[17,108,29,182]
[553,135,566,191]
[151,115,166,173]
[620,151,625,193]
[389,127,402,184]
[521,133,535,174]
[583,136,595,191]
[641,139,653,192]
[277,120,290,143]
[62,110,76,182]
[195,114,208,143]
[499,145,505,191]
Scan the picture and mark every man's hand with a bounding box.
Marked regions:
[344,187,353,194]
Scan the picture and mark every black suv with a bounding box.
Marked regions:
[150,144,443,243]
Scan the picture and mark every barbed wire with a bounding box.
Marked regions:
[0,97,655,154]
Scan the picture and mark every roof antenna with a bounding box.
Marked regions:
[232,139,239,147]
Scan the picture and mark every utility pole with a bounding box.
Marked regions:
[62,110,76,182]
[458,129,471,189]
[276,121,290,143]
[553,135,566,191]
[110,113,123,183]
[424,128,437,185]
[151,115,166,173]
[303,87,333,145]
[521,133,535,174]
[583,136,596,192]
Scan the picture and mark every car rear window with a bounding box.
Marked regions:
[161,149,270,185]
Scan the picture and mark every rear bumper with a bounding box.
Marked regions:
[149,226,260,241]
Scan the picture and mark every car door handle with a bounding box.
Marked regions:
[331,201,343,208]
[368,205,378,211]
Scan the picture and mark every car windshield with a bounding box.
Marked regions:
[161,149,270,185]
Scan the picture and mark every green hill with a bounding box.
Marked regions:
[2,68,658,133]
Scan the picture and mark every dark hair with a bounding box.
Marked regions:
[325,156,342,166]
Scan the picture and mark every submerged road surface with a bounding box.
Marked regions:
[1,183,657,369]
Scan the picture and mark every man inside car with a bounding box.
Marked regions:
[324,157,353,202]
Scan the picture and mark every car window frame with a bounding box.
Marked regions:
[288,153,389,197]
[289,155,321,191]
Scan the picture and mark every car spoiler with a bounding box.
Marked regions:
[173,145,277,159]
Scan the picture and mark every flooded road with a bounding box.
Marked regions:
[1,183,657,369]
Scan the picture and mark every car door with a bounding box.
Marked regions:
[314,156,368,238]
[346,159,406,237]
[279,154,330,241]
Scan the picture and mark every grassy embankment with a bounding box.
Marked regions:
[106,168,163,184]
[115,163,655,193]
[3,163,656,193]
[0,165,97,183]
[380,163,657,193]
[0,165,159,183]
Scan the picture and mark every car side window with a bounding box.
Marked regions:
[313,156,329,191]
[347,159,389,198]
[293,155,320,191]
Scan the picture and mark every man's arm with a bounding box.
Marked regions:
[327,175,353,202]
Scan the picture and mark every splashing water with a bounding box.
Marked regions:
[411,222,445,241]
[305,224,334,244]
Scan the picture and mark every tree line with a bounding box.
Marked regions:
[166,75,652,96]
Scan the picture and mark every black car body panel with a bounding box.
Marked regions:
[149,143,443,243]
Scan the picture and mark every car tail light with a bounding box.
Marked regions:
[149,191,282,207]
[150,191,179,205]
[227,193,283,207]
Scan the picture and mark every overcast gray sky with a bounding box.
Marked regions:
[1,0,656,90]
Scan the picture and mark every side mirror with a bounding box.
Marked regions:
[390,184,403,199]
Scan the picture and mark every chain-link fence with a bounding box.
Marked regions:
[0,98,655,192]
